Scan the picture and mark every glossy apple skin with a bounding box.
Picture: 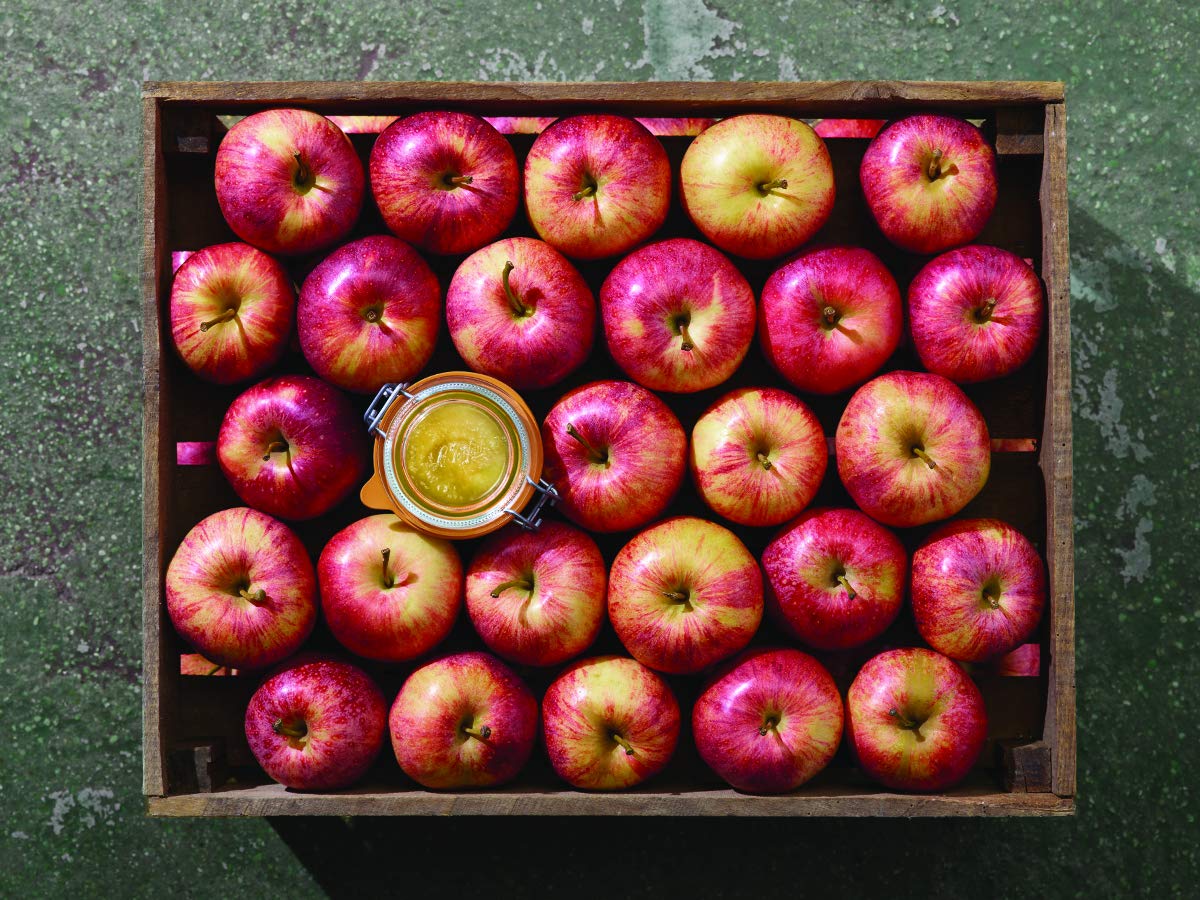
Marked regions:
[760,246,902,395]
[215,108,364,256]
[836,371,990,527]
[860,115,997,255]
[446,237,595,390]
[691,387,827,527]
[814,119,886,139]
[217,375,369,521]
[318,514,463,662]
[635,117,716,136]
[524,115,671,260]
[542,655,680,790]
[908,245,1045,384]
[680,114,835,260]
[608,517,764,674]
[325,114,399,134]
[298,235,441,394]
[466,521,605,667]
[911,518,1046,662]
[542,380,687,533]
[170,242,295,385]
[693,648,843,793]
[762,507,906,650]
[245,657,387,790]
[601,238,756,393]
[846,647,987,791]
[483,116,558,134]
[370,111,518,255]
[166,507,316,669]
[389,651,538,789]
[180,653,236,676]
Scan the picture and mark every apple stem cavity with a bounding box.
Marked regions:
[565,423,608,464]
[911,446,938,470]
[925,149,959,182]
[238,587,267,605]
[836,574,858,600]
[572,179,597,202]
[272,718,307,740]
[364,307,383,324]
[611,733,636,756]
[677,321,695,352]
[292,153,313,189]
[490,576,534,598]
[756,451,773,471]
[759,716,780,736]
[199,308,238,333]
[463,724,492,741]
[758,177,789,195]
[822,305,840,327]
[975,299,998,323]
[501,261,532,317]
[262,439,289,462]
[982,587,1001,609]
[662,589,694,611]
[888,708,925,740]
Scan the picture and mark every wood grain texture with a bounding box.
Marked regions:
[1039,102,1076,798]
[146,782,1073,818]
[1000,740,1053,793]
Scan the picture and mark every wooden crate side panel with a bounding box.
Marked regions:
[1039,102,1076,798]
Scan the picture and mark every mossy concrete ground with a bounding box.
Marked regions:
[1,0,1197,895]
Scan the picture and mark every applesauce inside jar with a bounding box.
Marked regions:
[401,400,510,508]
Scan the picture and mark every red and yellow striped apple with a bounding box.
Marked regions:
[465,521,606,667]
[318,514,463,663]
[483,115,557,134]
[166,507,316,669]
[389,651,538,789]
[608,517,763,675]
[813,118,886,139]
[847,647,987,791]
[542,655,680,790]
[690,387,827,527]
[911,518,1046,662]
[635,117,715,136]
[325,114,398,134]
[836,371,990,527]
[215,108,363,256]
[693,647,843,793]
[600,238,756,393]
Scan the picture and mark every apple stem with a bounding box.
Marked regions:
[822,306,840,326]
[239,587,267,605]
[199,308,237,333]
[490,577,533,598]
[380,547,396,589]
[293,153,312,187]
[364,307,382,323]
[759,716,779,736]
[273,719,306,739]
[572,183,597,201]
[501,261,531,317]
[463,724,492,740]
[662,589,693,611]
[262,439,289,462]
[611,734,636,756]
[925,149,959,181]
[911,446,938,470]
[976,299,997,323]
[565,423,608,464]
[678,321,695,352]
[446,174,474,187]
[756,451,773,471]
[888,708,924,739]
[758,177,789,194]
[982,587,1001,609]
[837,574,857,600]
[205,663,222,676]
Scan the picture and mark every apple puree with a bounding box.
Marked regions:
[404,402,508,507]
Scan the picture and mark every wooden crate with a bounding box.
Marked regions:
[142,81,1074,817]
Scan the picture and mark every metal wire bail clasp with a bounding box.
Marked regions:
[364,382,414,438]
[504,478,559,531]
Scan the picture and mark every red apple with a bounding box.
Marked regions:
[297,235,441,394]
[245,657,387,790]
[524,115,670,260]
[541,380,687,533]
[693,648,843,793]
[813,119,886,139]
[169,242,295,385]
[836,371,990,527]
[465,521,605,667]
[317,514,463,663]
[217,375,369,521]
[911,518,1046,662]
[180,653,237,676]
[325,114,399,134]
[542,655,680,790]
[760,246,902,395]
[370,111,518,255]
[908,245,1045,383]
[608,517,763,675]
[762,508,906,650]
[680,114,835,259]
[215,108,364,256]
[600,238,756,393]
[634,117,716,136]
[446,237,595,390]
[860,114,997,255]
[846,647,987,791]
[690,387,826,527]
[389,651,538,789]
[483,115,557,134]
[165,507,316,669]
